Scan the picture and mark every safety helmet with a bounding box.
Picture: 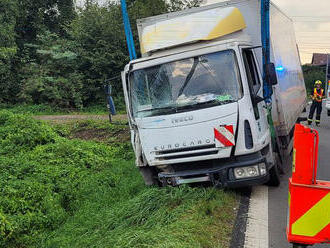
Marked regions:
[315,80,322,85]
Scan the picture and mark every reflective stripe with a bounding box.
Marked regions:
[292,149,296,173]
[315,120,320,123]
[313,88,324,102]
[214,125,235,147]
[292,193,330,237]
[288,191,291,207]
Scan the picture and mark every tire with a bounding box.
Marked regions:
[138,167,159,186]
[293,244,308,248]
[267,153,281,187]
[328,110,330,116]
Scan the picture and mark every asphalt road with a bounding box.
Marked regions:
[268,102,330,248]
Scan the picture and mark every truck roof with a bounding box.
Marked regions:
[137,0,290,27]
[137,0,291,56]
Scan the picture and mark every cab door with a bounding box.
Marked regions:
[242,49,269,141]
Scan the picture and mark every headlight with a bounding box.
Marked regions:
[234,163,266,179]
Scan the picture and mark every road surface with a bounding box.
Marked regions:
[244,102,329,248]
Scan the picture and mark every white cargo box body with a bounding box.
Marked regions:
[136,0,306,137]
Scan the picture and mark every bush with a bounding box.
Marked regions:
[0,111,58,155]
[0,104,62,115]
[0,111,125,246]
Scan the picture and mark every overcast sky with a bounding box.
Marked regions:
[205,0,330,64]
[80,0,330,64]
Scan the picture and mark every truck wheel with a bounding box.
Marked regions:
[138,167,160,186]
[292,244,308,248]
[267,154,281,187]
[328,110,330,116]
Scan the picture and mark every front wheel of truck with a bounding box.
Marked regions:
[139,167,160,186]
[267,154,281,187]
[328,110,330,116]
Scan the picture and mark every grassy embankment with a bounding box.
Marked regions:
[0,110,237,248]
[0,104,114,116]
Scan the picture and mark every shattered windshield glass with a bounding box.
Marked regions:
[129,50,243,118]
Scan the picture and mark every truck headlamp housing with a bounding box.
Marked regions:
[234,163,266,179]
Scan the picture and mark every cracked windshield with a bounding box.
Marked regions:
[130,50,243,118]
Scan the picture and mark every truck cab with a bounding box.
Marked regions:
[122,40,276,187]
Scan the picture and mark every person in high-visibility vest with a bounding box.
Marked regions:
[308,80,325,126]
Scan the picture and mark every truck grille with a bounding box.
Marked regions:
[154,144,219,160]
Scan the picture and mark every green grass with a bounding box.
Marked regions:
[0,104,126,116]
[0,104,65,115]
[0,110,237,248]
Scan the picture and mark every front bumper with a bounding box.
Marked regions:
[158,152,271,188]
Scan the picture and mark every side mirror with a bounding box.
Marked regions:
[108,96,116,116]
[253,95,265,104]
[266,63,278,86]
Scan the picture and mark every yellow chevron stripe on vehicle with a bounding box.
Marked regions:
[141,7,246,54]
[292,193,330,237]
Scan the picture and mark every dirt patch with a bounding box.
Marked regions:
[35,114,127,123]
[34,114,130,143]
[71,128,130,143]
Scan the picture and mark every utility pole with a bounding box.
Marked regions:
[102,0,137,123]
[326,53,329,94]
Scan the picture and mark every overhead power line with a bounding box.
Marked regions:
[299,47,330,49]
[299,43,330,45]
[294,20,330,23]
[300,51,330,53]
[292,16,330,18]
[296,34,330,36]
[296,33,330,35]
[295,30,330,33]
[299,47,330,50]
[299,49,330,51]
[297,30,330,32]
[298,43,330,46]
[298,41,330,43]
[299,52,325,55]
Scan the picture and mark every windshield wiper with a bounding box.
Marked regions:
[177,99,236,110]
[177,57,199,97]
[136,105,176,114]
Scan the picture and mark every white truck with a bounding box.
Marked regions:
[121,0,307,187]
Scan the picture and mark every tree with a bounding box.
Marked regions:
[0,0,204,108]
[167,0,205,11]
[68,0,204,106]
[19,32,84,108]
[69,3,129,105]
[0,0,19,103]
[15,0,76,46]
